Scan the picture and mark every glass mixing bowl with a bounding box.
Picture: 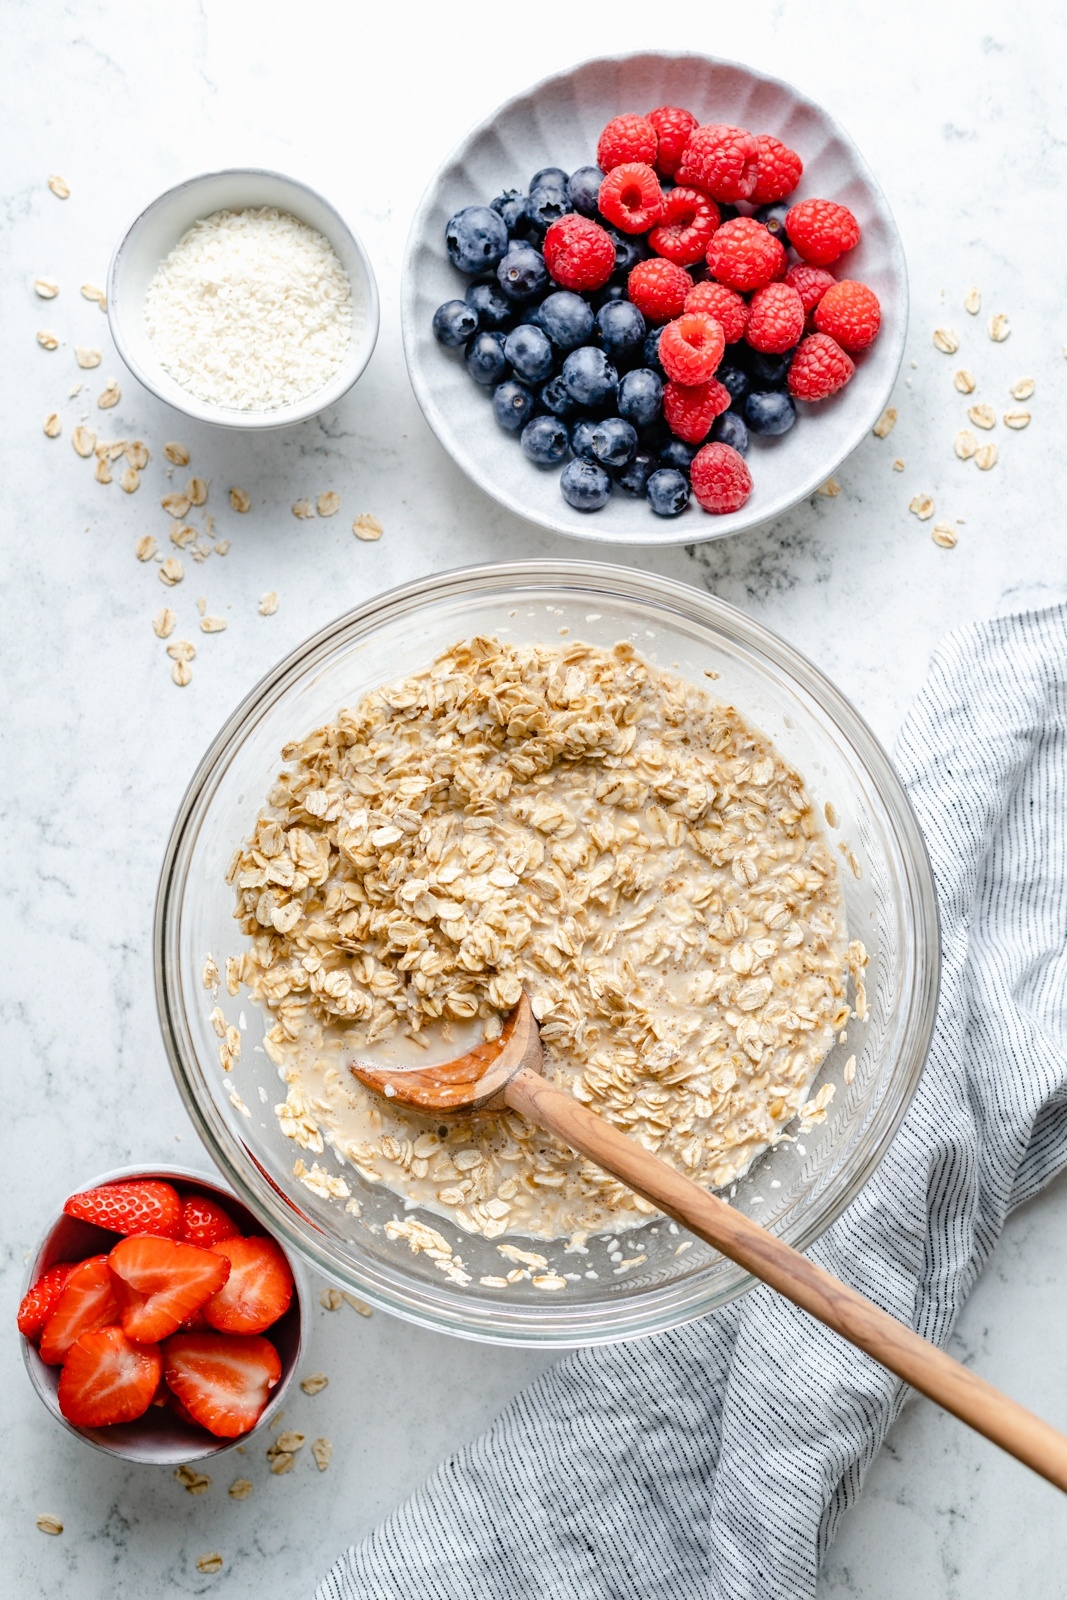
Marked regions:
[156,561,939,1346]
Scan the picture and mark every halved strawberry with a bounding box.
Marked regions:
[167,1390,200,1427]
[39,1256,121,1365]
[58,1325,162,1428]
[163,1332,282,1438]
[17,1261,78,1340]
[180,1193,240,1249]
[203,1236,294,1335]
[108,1235,231,1343]
[64,1180,182,1238]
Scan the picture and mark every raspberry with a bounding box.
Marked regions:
[785,198,861,266]
[663,377,731,443]
[751,135,803,204]
[659,313,726,384]
[626,257,693,322]
[597,114,658,172]
[542,215,616,292]
[745,283,806,354]
[784,263,836,313]
[690,442,753,513]
[705,217,785,292]
[647,105,698,178]
[677,124,759,202]
[684,281,749,344]
[597,163,665,235]
[787,332,856,401]
[813,279,882,351]
[647,186,720,266]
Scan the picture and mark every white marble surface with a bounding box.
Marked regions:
[3,2,1066,1594]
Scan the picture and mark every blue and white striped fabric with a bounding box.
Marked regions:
[317,602,1067,1600]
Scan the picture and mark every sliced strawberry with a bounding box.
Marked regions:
[203,1236,294,1335]
[178,1305,211,1333]
[163,1332,282,1438]
[167,1390,200,1427]
[180,1193,240,1249]
[39,1256,121,1365]
[58,1325,162,1428]
[64,1180,182,1238]
[108,1235,231,1343]
[17,1261,78,1340]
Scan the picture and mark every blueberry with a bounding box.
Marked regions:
[490,189,529,236]
[567,165,604,217]
[538,291,595,350]
[717,362,750,408]
[590,416,638,468]
[520,414,570,467]
[596,300,646,364]
[432,299,479,348]
[504,323,555,384]
[647,467,691,517]
[445,205,509,275]
[658,436,698,474]
[754,203,790,245]
[525,184,571,233]
[464,330,509,387]
[561,457,612,511]
[539,374,578,419]
[605,228,649,278]
[531,165,569,192]
[745,348,793,387]
[617,367,663,429]
[744,389,797,436]
[643,325,667,378]
[591,282,627,310]
[615,450,656,496]
[492,379,536,433]
[496,241,548,301]
[711,410,750,454]
[562,346,618,408]
[465,280,514,331]
[570,417,599,458]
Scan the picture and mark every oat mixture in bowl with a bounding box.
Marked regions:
[229,637,857,1245]
[156,562,938,1344]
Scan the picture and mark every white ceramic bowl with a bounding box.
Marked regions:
[402,52,908,545]
[20,1165,308,1464]
[107,168,380,430]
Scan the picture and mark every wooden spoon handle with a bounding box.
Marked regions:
[505,1065,1067,1493]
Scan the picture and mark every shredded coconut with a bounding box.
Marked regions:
[143,207,355,411]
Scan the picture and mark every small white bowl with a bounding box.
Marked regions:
[21,1164,308,1465]
[402,52,908,545]
[107,168,380,431]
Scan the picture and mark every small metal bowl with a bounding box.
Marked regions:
[20,1164,308,1465]
[107,167,380,431]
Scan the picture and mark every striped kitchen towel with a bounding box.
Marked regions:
[316,601,1067,1600]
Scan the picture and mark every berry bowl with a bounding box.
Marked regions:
[401,52,907,545]
[20,1165,307,1464]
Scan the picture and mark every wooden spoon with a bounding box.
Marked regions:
[353,992,1067,1493]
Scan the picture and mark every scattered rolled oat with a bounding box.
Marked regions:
[167,640,196,664]
[188,476,208,507]
[975,442,998,470]
[195,1554,224,1575]
[341,1291,373,1317]
[1003,409,1031,429]
[94,455,112,485]
[352,512,383,542]
[164,441,190,465]
[172,658,193,687]
[154,607,177,639]
[843,1053,858,1084]
[43,412,62,438]
[37,330,59,350]
[269,1452,296,1475]
[120,468,140,494]
[214,539,230,555]
[311,1437,333,1472]
[967,403,996,430]
[162,491,191,517]
[275,1431,306,1453]
[175,1465,211,1495]
[816,477,840,497]
[230,487,251,513]
[160,557,184,586]
[317,491,341,517]
[908,494,935,521]
[135,535,158,562]
[988,312,1010,342]
[36,1515,63,1536]
[933,327,959,354]
[532,1273,568,1291]
[81,283,105,305]
[47,174,70,199]
[125,439,149,470]
[1009,378,1035,401]
[872,407,897,438]
[201,616,227,633]
[97,379,121,409]
[953,369,976,394]
[964,286,981,315]
[954,429,978,460]
[320,1287,342,1311]
[292,499,314,519]
[34,277,59,298]
[229,1479,253,1500]
[931,522,958,549]
[301,1373,330,1395]
[258,591,279,617]
[891,458,905,471]
[72,424,96,457]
